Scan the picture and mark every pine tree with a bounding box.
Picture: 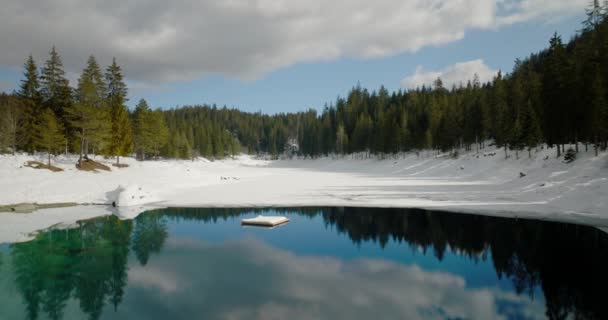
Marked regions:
[18,55,42,151]
[0,95,26,154]
[584,0,604,31]
[19,55,41,102]
[67,55,111,163]
[150,111,169,159]
[133,99,152,160]
[543,33,569,156]
[590,69,608,155]
[33,109,66,166]
[230,133,240,158]
[40,47,72,124]
[105,58,133,165]
[76,55,106,108]
[523,100,543,158]
[133,99,168,160]
[509,72,527,158]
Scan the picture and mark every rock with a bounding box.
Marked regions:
[519,172,527,178]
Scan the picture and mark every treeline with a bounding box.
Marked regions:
[159,3,608,159]
[2,4,608,162]
[0,49,153,165]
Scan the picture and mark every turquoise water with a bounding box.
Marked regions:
[0,207,605,319]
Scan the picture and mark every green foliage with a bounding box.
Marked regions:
[40,47,72,123]
[133,99,169,159]
[0,95,27,154]
[33,108,66,165]
[105,58,133,162]
[68,55,112,160]
[131,213,168,266]
[11,216,134,320]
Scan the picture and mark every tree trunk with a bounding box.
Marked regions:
[595,136,599,157]
[575,135,579,153]
[48,153,51,166]
[528,147,532,159]
[116,156,120,165]
[79,132,85,164]
[585,143,588,152]
[515,149,519,160]
[556,144,561,157]
[504,145,508,159]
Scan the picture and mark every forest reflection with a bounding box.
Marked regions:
[7,207,607,320]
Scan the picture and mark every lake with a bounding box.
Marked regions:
[0,207,605,319]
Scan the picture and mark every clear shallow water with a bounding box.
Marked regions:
[0,207,605,320]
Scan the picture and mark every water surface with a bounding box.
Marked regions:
[0,207,605,319]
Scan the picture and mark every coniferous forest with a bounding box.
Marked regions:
[1,4,608,163]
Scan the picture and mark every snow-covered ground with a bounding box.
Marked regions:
[1,145,607,242]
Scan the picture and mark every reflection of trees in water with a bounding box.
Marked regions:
[131,211,168,266]
[11,217,133,320]
[7,207,608,319]
[321,207,608,320]
[152,207,608,320]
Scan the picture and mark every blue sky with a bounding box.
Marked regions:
[0,1,588,114]
[140,14,584,114]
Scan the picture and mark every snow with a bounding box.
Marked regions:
[241,215,290,227]
[1,145,607,243]
[111,184,158,207]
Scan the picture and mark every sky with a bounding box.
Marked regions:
[0,0,589,114]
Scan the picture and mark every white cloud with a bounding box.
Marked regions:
[401,59,499,89]
[0,0,586,83]
[496,0,588,26]
[117,237,545,320]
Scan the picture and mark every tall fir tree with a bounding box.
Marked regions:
[19,55,41,101]
[105,58,133,165]
[67,55,111,163]
[133,99,169,160]
[40,47,72,125]
[18,55,42,151]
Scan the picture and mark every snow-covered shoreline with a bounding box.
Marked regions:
[1,146,607,243]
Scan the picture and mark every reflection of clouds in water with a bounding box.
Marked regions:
[128,267,180,293]
[122,237,544,320]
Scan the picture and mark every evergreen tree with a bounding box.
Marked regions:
[33,109,66,166]
[67,56,111,163]
[133,99,152,160]
[105,58,133,165]
[18,55,42,150]
[133,99,169,160]
[523,100,543,158]
[590,69,608,155]
[40,47,72,125]
[543,33,569,156]
[19,55,41,102]
[584,0,604,31]
[0,95,26,154]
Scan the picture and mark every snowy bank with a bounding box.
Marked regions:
[0,145,607,241]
